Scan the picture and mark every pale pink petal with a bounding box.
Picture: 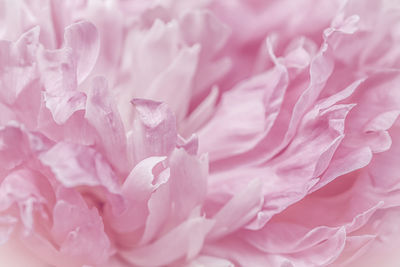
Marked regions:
[177,134,199,155]
[184,255,234,267]
[85,76,128,173]
[145,44,200,122]
[310,146,372,193]
[0,169,54,233]
[260,41,335,162]
[39,142,121,194]
[180,10,231,98]
[38,44,84,124]
[270,103,353,181]
[37,104,97,147]
[139,180,171,245]
[168,148,208,222]
[63,21,100,84]
[243,223,344,254]
[38,21,99,124]
[180,86,219,137]
[106,156,166,234]
[0,26,39,105]
[288,227,346,266]
[120,217,214,266]
[208,178,263,240]
[339,208,400,267]
[128,99,177,164]
[199,65,288,161]
[202,237,292,267]
[0,237,54,267]
[0,124,52,174]
[51,188,111,266]
[0,215,17,245]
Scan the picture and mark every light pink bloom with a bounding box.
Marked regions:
[0,0,400,267]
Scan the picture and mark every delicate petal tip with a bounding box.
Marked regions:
[64,21,100,84]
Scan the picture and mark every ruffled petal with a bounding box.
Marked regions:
[128,99,177,164]
[85,76,128,173]
[38,21,99,124]
[39,142,120,194]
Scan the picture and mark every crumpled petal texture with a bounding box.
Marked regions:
[0,0,400,266]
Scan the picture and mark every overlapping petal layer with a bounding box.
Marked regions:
[0,0,400,266]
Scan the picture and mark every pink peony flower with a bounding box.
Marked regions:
[0,0,400,266]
